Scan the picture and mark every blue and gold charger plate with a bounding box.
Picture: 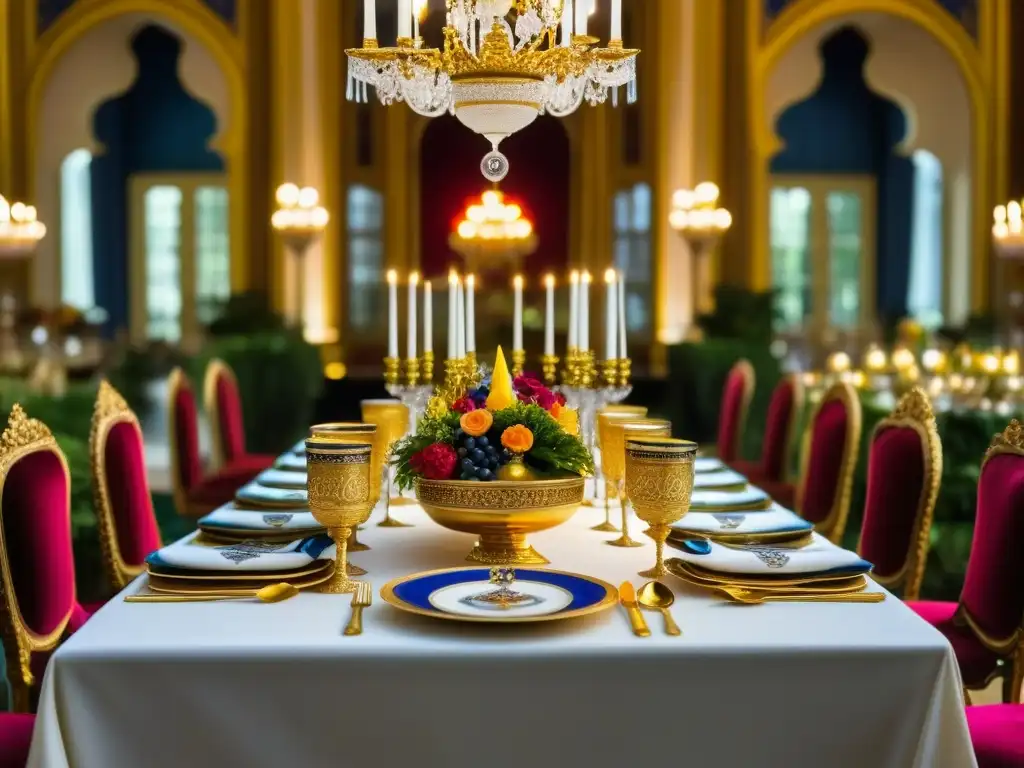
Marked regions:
[381,567,617,624]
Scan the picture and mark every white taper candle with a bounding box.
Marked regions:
[447,270,458,359]
[513,275,524,350]
[575,0,588,37]
[580,270,591,350]
[423,280,433,353]
[407,272,419,360]
[456,279,466,358]
[544,274,555,356]
[560,0,573,46]
[364,0,377,39]
[610,0,621,40]
[568,270,579,349]
[604,268,617,360]
[466,274,476,353]
[398,0,411,39]
[617,269,628,359]
[387,269,399,358]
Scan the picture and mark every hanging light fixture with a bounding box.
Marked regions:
[0,195,46,258]
[347,0,639,181]
[449,188,537,273]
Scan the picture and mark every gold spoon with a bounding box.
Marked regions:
[637,581,682,636]
[721,586,885,604]
[125,582,301,603]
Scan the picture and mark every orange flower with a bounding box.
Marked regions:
[460,409,493,437]
[550,401,563,419]
[501,424,534,454]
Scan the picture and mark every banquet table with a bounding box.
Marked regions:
[29,504,975,768]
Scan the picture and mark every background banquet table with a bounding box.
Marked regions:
[29,505,974,768]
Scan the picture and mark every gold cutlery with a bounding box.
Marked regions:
[720,586,885,604]
[125,582,301,603]
[637,581,681,636]
[344,580,372,636]
[618,581,651,637]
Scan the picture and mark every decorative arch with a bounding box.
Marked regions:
[25,0,249,296]
[747,0,991,314]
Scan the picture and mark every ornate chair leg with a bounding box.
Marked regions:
[9,681,31,714]
[962,687,973,705]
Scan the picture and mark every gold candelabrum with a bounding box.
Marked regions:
[541,354,559,387]
[511,349,526,378]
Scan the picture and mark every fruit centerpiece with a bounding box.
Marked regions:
[393,347,593,565]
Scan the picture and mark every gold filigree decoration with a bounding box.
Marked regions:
[986,419,1024,462]
[890,386,935,424]
[0,404,53,468]
[415,478,584,510]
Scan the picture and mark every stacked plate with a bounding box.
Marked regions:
[671,502,813,545]
[235,480,308,509]
[274,452,307,472]
[254,467,307,490]
[199,501,325,542]
[689,485,772,512]
[695,457,725,473]
[692,468,748,491]
[665,535,875,602]
[144,533,336,595]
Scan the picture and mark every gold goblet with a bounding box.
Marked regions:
[309,422,382,552]
[604,417,671,547]
[594,405,648,521]
[360,398,414,526]
[305,439,374,594]
[625,437,697,578]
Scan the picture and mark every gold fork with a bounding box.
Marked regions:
[344,581,372,636]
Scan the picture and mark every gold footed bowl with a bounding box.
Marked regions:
[415,477,586,565]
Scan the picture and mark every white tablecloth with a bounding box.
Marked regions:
[29,504,975,768]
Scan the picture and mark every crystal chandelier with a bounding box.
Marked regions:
[0,195,46,258]
[347,0,639,181]
[449,189,538,273]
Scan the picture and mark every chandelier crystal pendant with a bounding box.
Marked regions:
[347,0,639,180]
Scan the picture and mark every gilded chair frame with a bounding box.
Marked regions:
[951,419,1024,702]
[778,373,806,484]
[722,359,756,460]
[167,367,195,519]
[90,380,160,591]
[855,387,942,601]
[0,405,73,712]
[794,381,862,544]
[203,358,236,472]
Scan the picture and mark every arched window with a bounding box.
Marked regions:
[60,149,94,310]
[347,185,384,331]
[612,183,651,336]
[909,150,944,327]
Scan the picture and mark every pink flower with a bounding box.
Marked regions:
[451,397,477,414]
[409,443,458,480]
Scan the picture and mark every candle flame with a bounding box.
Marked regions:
[544,273,555,288]
[448,269,459,286]
[513,275,524,289]
[409,271,420,285]
[603,268,616,284]
[570,269,579,284]
[387,269,398,284]
[467,274,476,288]
[582,270,592,284]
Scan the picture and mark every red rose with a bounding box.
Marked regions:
[536,389,557,411]
[410,443,458,480]
[514,376,544,398]
[555,391,567,406]
[451,397,477,414]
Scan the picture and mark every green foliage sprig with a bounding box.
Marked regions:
[492,403,593,477]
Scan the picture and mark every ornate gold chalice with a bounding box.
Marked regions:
[360,398,414,527]
[305,439,375,594]
[309,422,383,551]
[625,437,697,578]
[415,476,585,565]
[602,416,670,547]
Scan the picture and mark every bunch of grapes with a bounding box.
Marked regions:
[455,428,510,481]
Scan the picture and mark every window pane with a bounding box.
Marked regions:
[194,186,231,326]
[347,185,384,331]
[613,184,651,336]
[144,186,183,342]
[909,150,944,328]
[826,191,863,329]
[60,149,94,310]
[770,186,812,330]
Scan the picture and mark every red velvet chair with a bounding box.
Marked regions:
[713,360,755,464]
[203,359,275,473]
[168,368,266,518]
[0,714,34,767]
[968,704,1024,767]
[789,381,862,543]
[856,387,941,600]
[0,404,99,713]
[909,419,1024,703]
[90,380,163,591]
[730,374,803,486]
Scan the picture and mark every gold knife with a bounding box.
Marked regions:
[619,581,651,637]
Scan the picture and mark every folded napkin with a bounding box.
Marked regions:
[235,481,308,507]
[147,532,334,571]
[255,468,307,490]
[690,486,770,511]
[199,505,322,533]
[669,534,872,577]
[672,504,813,537]
[290,439,306,455]
[695,457,725,474]
[693,469,747,489]
[274,453,307,472]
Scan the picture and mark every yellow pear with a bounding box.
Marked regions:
[486,346,516,411]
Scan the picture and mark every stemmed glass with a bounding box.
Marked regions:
[305,439,375,594]
[603,418,671,547]
[625,437,697,578]
[594,404,647,513]
[360,399,414,527]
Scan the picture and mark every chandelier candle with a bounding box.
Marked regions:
[513,275,524,351]
[579,271,591,352]
[604,268,618,361]
[398,0,411,40]
[447,270,458,360]
[575,0,588,36]
[387,269,399,359]
[466,274,476,355]
[363,0,375,40]
[544,274,556,357]
[560,0,573,45]
[568,270,580,351]
[618,270,627,359]
[611,0,622,41]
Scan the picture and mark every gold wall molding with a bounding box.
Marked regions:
[749,0,992,313]
[24,0,250,296]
